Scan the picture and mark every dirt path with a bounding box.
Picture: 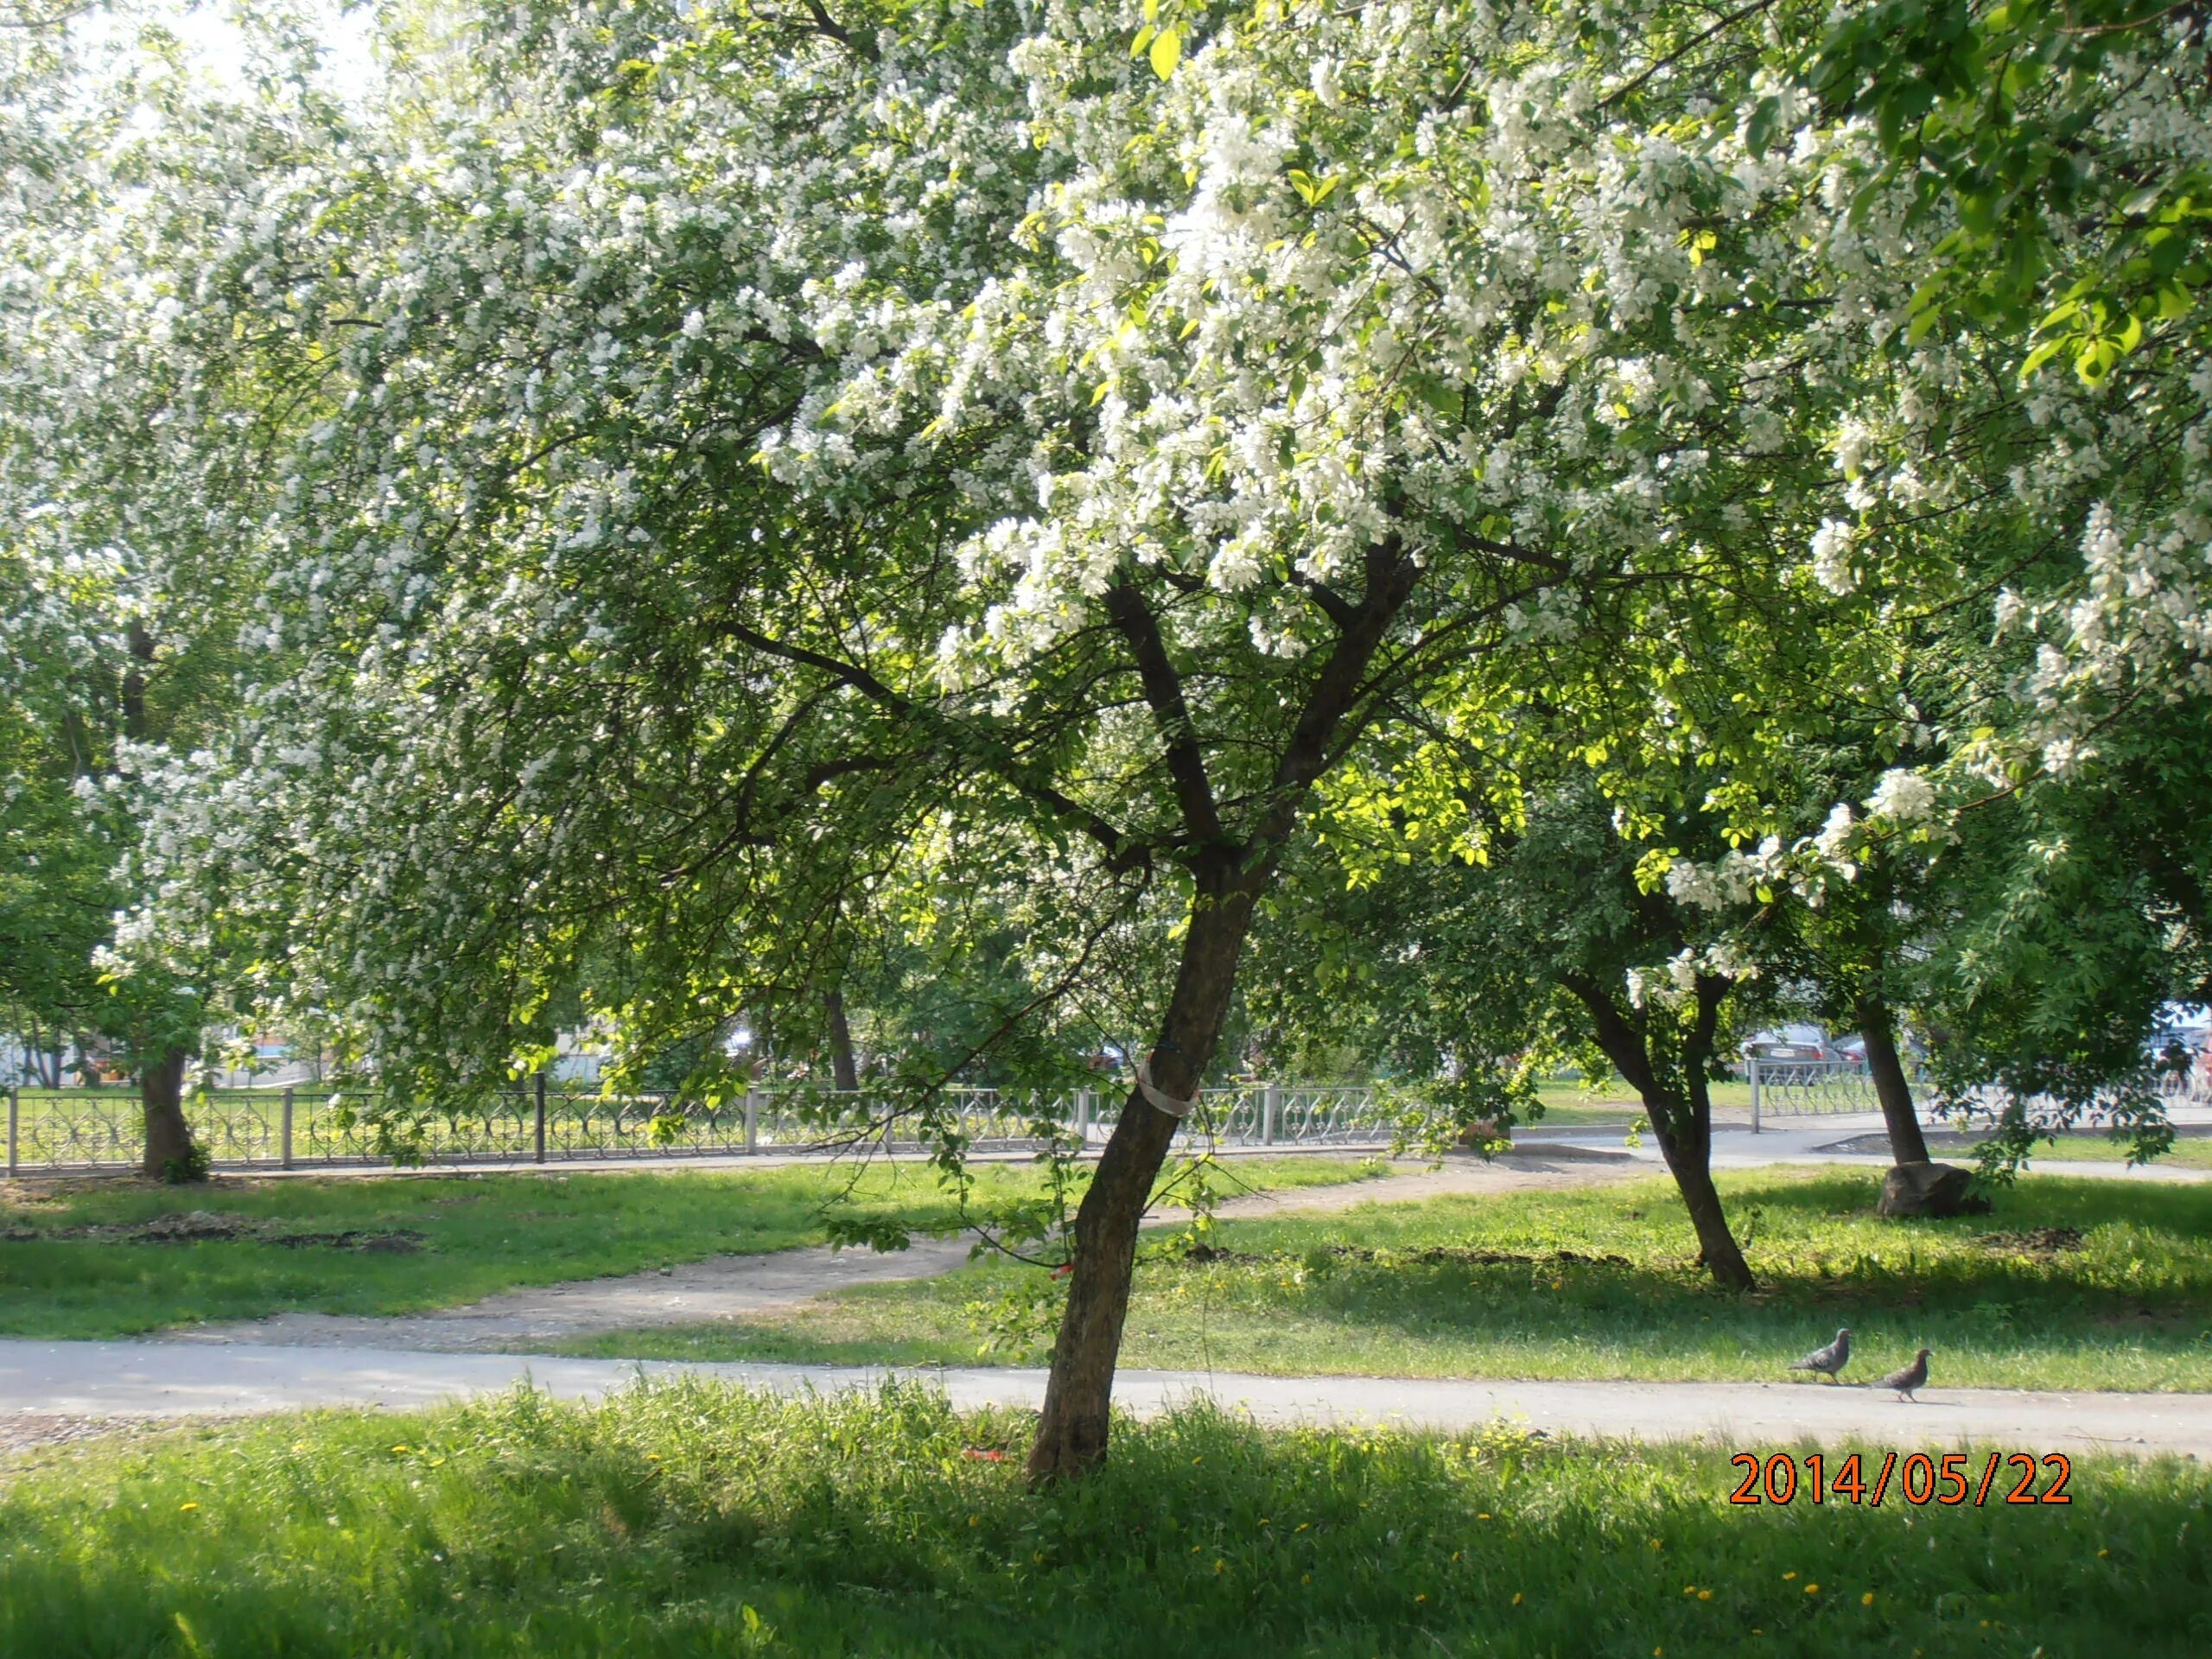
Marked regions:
[157,1152,1631,1353]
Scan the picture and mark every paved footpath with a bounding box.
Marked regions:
[3,1338,2207,1459]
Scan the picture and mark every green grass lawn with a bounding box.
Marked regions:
[2,1384,2203,1657]
[0,1156,1384,1339]
[1973,1134,2212,1171]
[561,1170,2212,1393]
[1530,1077,1753,1120]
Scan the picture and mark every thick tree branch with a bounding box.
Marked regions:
[1103,581,1225,845]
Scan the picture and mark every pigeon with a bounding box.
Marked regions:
[1788,1326,1853,1383]
[1875,1347,1931,1402]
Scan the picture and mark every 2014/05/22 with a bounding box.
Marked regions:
[1728,1452,2072,1507]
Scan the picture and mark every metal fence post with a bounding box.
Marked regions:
[6,1085,16,1175]
[1748,1052,1761,1134]
[280,1086,295,1169]
[744,1090,760,1154]
[534,1072,548,1163]
[1262,1081,1281,1146]
[1075,1088,1092,1144]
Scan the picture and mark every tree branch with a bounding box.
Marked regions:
[1103,581,1225,845]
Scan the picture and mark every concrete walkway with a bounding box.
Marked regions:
[3,1338,2206,1459]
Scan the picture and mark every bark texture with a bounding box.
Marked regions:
[824,988,859,1092]
[139,1048,198,1179]
[1856,993,1932,1166]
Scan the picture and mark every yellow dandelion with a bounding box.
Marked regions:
[1301,1573,1312,1585]
[1295,1522,1310,1532]
[1415,1593,1427,1604]
[391,1445,410,1453]
[969,1515,980,1528]
[1478,1512,1491,1520]
[1257,1518,1270,1527]
[1698,1590,1713,1601]
[1512,1593,1523,1606]
[179,1502,199,1512]
[1805,1584,1821,1596]
[1783,1571,1797,1580]
[1683,1585,1698,1596]
[645,1452,662,1462]
[428,1457,447,1468]
[1452,1550,1461,1561]
[2098,1548,2110,1558]
[1862,1592,1875,1607]
[1213,1559,1225,1574]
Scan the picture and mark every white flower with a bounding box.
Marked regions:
[1808,518,1857,595]
[1863,769,1936,823]
[1815,801,1856,862]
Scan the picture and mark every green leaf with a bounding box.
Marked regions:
[1149,25,1181,79]
[1745,97,1780,161]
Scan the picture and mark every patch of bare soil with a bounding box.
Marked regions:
[2,1209,426,1252]
[1976,1226,2088,1257]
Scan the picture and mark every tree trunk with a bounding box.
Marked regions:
[1027,868,1261,1482]
[139,1047,199,1179]
[1651,1119,1756,1290]
[1856,993,1931,1166]
[1563,973,1755,1292]
[824,988,859,1092]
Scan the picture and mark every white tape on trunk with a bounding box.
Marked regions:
[1135,1057,1198,1119]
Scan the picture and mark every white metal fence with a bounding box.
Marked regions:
[1743,1055,1884,1128]
[1,1078,1402,1175]
[1744,1051,2212,1128]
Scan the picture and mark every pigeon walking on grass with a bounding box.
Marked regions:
[1875,1348,1931,1402]
[1788,1326,1853,1383]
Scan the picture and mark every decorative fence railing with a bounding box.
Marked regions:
[1743,1055,1882,1127]
[1,1078,1402,1175]
[1741,1052,2212,1128]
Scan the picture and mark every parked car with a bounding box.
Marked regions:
[1740,1025,1839,1064]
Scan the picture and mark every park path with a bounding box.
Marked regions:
[4,1336,2209,1459]
[155,1151,1632,1352]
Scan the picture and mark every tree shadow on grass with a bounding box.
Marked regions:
[1132,1172,2212,1389]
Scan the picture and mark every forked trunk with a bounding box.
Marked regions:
[1027,872,1260,1482]
[1564,972,1755,1292]
[1856,993,1931,1166]
[139,1047,199,1179]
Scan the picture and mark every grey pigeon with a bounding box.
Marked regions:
[1788,1326,1852,1382]
[1875,1347,1931,1402]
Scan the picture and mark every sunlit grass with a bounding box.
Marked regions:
[2,1384,2203,1657]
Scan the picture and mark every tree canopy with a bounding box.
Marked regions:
[6,0,2209,1470]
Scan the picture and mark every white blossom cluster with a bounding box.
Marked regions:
[6,1,2203,1082]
